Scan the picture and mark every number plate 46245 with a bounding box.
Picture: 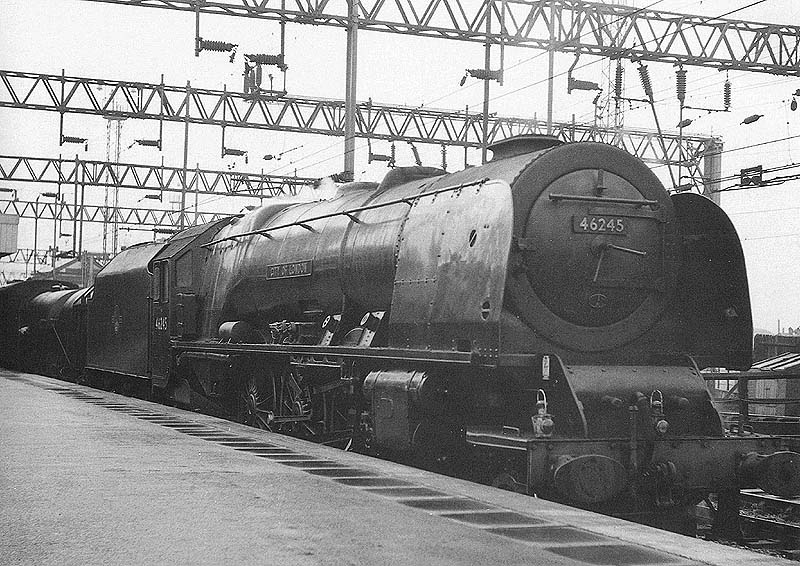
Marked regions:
[572,215,627,234]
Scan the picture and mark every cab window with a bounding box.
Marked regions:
[152,264,161,301]
[175,252,192,288]
[159,262,169,303]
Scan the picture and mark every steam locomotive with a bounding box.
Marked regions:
[3,135,797,536]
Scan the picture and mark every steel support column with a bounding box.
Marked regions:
[481,8,492,164]
[181,81,191,229]
[344,0,358,179]
[546,2,555,135]
[703,139,723,204]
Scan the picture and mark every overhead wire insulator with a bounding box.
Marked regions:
[224,147,248,163]
[135,139,161,148]
[61,135,88,151]
[243,63,256,94]
[724,76,732,111]
[331,171,353,183]
[368,150,392,164]
[568,77,601,93]
[638,64,653,101]
[676,67,687,103]
[200,39,237,53]
[566,54,600,94]
[465,68,503,82]
[614,60,624,99]
[246,53,287,71]
[408,142,422,167]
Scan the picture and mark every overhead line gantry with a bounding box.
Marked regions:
[0,199,231,228]
[0,154,316,198]
[69,0,795,181]
[0,69,715,190]
[78,0,800,76]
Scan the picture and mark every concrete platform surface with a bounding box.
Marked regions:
[0,370,787,565]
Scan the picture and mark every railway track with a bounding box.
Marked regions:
[739,489,800,560]
[741,489,800,510]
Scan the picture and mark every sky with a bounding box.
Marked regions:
[0,0,798,333]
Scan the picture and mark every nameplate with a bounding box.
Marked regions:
[265,260,313,280]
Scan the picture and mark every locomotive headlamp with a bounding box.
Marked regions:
[532,389,554,438]
[655,419,669,435]
[650,390,663,411]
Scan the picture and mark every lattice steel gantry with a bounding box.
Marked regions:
[0,69,714,188]
[77,0,800,76]
[0,154,317,198]
[0,198,231,228]
[67,0,797,185]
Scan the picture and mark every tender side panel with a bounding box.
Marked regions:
[86,242,165,378]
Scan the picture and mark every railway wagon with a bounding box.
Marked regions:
[0,279,79,372]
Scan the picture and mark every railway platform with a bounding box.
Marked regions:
[0,370,788,565]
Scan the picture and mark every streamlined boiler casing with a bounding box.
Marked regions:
[199,136,751,369]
